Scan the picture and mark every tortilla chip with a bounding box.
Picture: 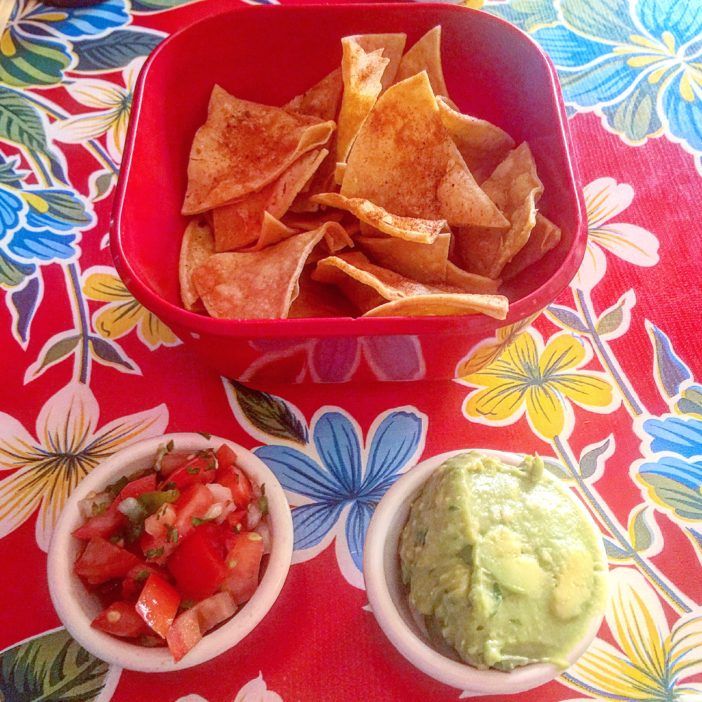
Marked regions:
[179,218,214,310]
[282,210,343,231]
[288,269,356,318]
[445,262,501,294]
[501,213,561,280]
[313,192,445,243]
[436,96,515,178]
[283,71,343,211]
[213,149,327,251]
[242,212,297,251]
[395,26,448,96]
[321,221,354,253]
[336,40,389,163]
[182,86,334,214]
[454,143,544,278]
[363,294,507,319]
[309,256,384,313]
[313,251,506,319]
[334,162,347,185]
[356,233,451,283]
[192,228,326,319]
[358,221,384,238]
[284,68,343,121]
[341,72,507,228]
[347,33,407,91]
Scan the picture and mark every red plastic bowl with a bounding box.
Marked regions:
[111,2,585,385]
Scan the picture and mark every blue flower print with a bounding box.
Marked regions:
[527,0,702,170]
[636,414,702,523]
[255,408,426,588]
[0,184,93,265]
[1,0,129,87]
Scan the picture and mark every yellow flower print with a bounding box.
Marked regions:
[457,329,618,440]
[0,382,168,551]
[563,568,702,701]
[455,312,540,377]
[82,265,179,350]
[51,58,143,163]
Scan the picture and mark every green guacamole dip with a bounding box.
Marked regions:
[399,452,607,671]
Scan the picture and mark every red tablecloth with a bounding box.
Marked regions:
[1,0,702,700]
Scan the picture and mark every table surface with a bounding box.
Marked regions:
[1,0,702,700]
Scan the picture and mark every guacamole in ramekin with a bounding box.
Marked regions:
[399,452,607,671]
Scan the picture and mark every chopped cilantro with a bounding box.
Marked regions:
[145,547,164,559]
[186,466,200,475]
[135,569,150,582]
[167,526,179,544]
[105,476,128,500]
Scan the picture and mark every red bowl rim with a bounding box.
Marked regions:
[111,2,586,339]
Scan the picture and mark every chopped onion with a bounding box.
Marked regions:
[254,521,272,554]
[206,483,232,503]
[214,501,235,525]
[246,502,263,530]
[145,504,176,536]
[78,492,110,519]
[117,497,145,522]
[203,502,224,522]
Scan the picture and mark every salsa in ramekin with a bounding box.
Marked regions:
[72,441,270,662]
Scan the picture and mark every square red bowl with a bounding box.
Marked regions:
[111,1,586,385]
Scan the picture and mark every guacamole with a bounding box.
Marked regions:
[399,452,607,671]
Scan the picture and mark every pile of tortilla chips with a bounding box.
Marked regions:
[179,27,561,321]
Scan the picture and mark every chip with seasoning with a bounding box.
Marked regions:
[454,143,543,279]
[312,252,508,319]
[179,219,214,310]
[212,149,328,251]
[192,227,326,319]
[340,72,507,228]
[395,26,448,97]
[182,86,335,214]
[178,27,559,320]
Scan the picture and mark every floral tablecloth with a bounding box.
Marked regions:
[1,0,702,700]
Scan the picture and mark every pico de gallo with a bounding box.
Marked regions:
[72,441,270,662]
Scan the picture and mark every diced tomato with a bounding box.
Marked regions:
[74,537,140,585]
[193,591,236,632]
[92,601,149,638]
[221,532,264,605]
[195,522,228,559]
[136,574,180,639]
[159,451,193,476]
[173,484,215,539]
[215,466,252,509]
[226,509,247,532]
[161,457,216,492]
[167,526,228,600]
[166,592,236,662]
[121,564,162,600]
[112,474,157,509]
[139,531,174,565]
[166,608,201,662]
[72,509,125,541]
[215,444,237,470]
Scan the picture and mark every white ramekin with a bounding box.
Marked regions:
[47,432,293,673]
[363,448,608,696]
